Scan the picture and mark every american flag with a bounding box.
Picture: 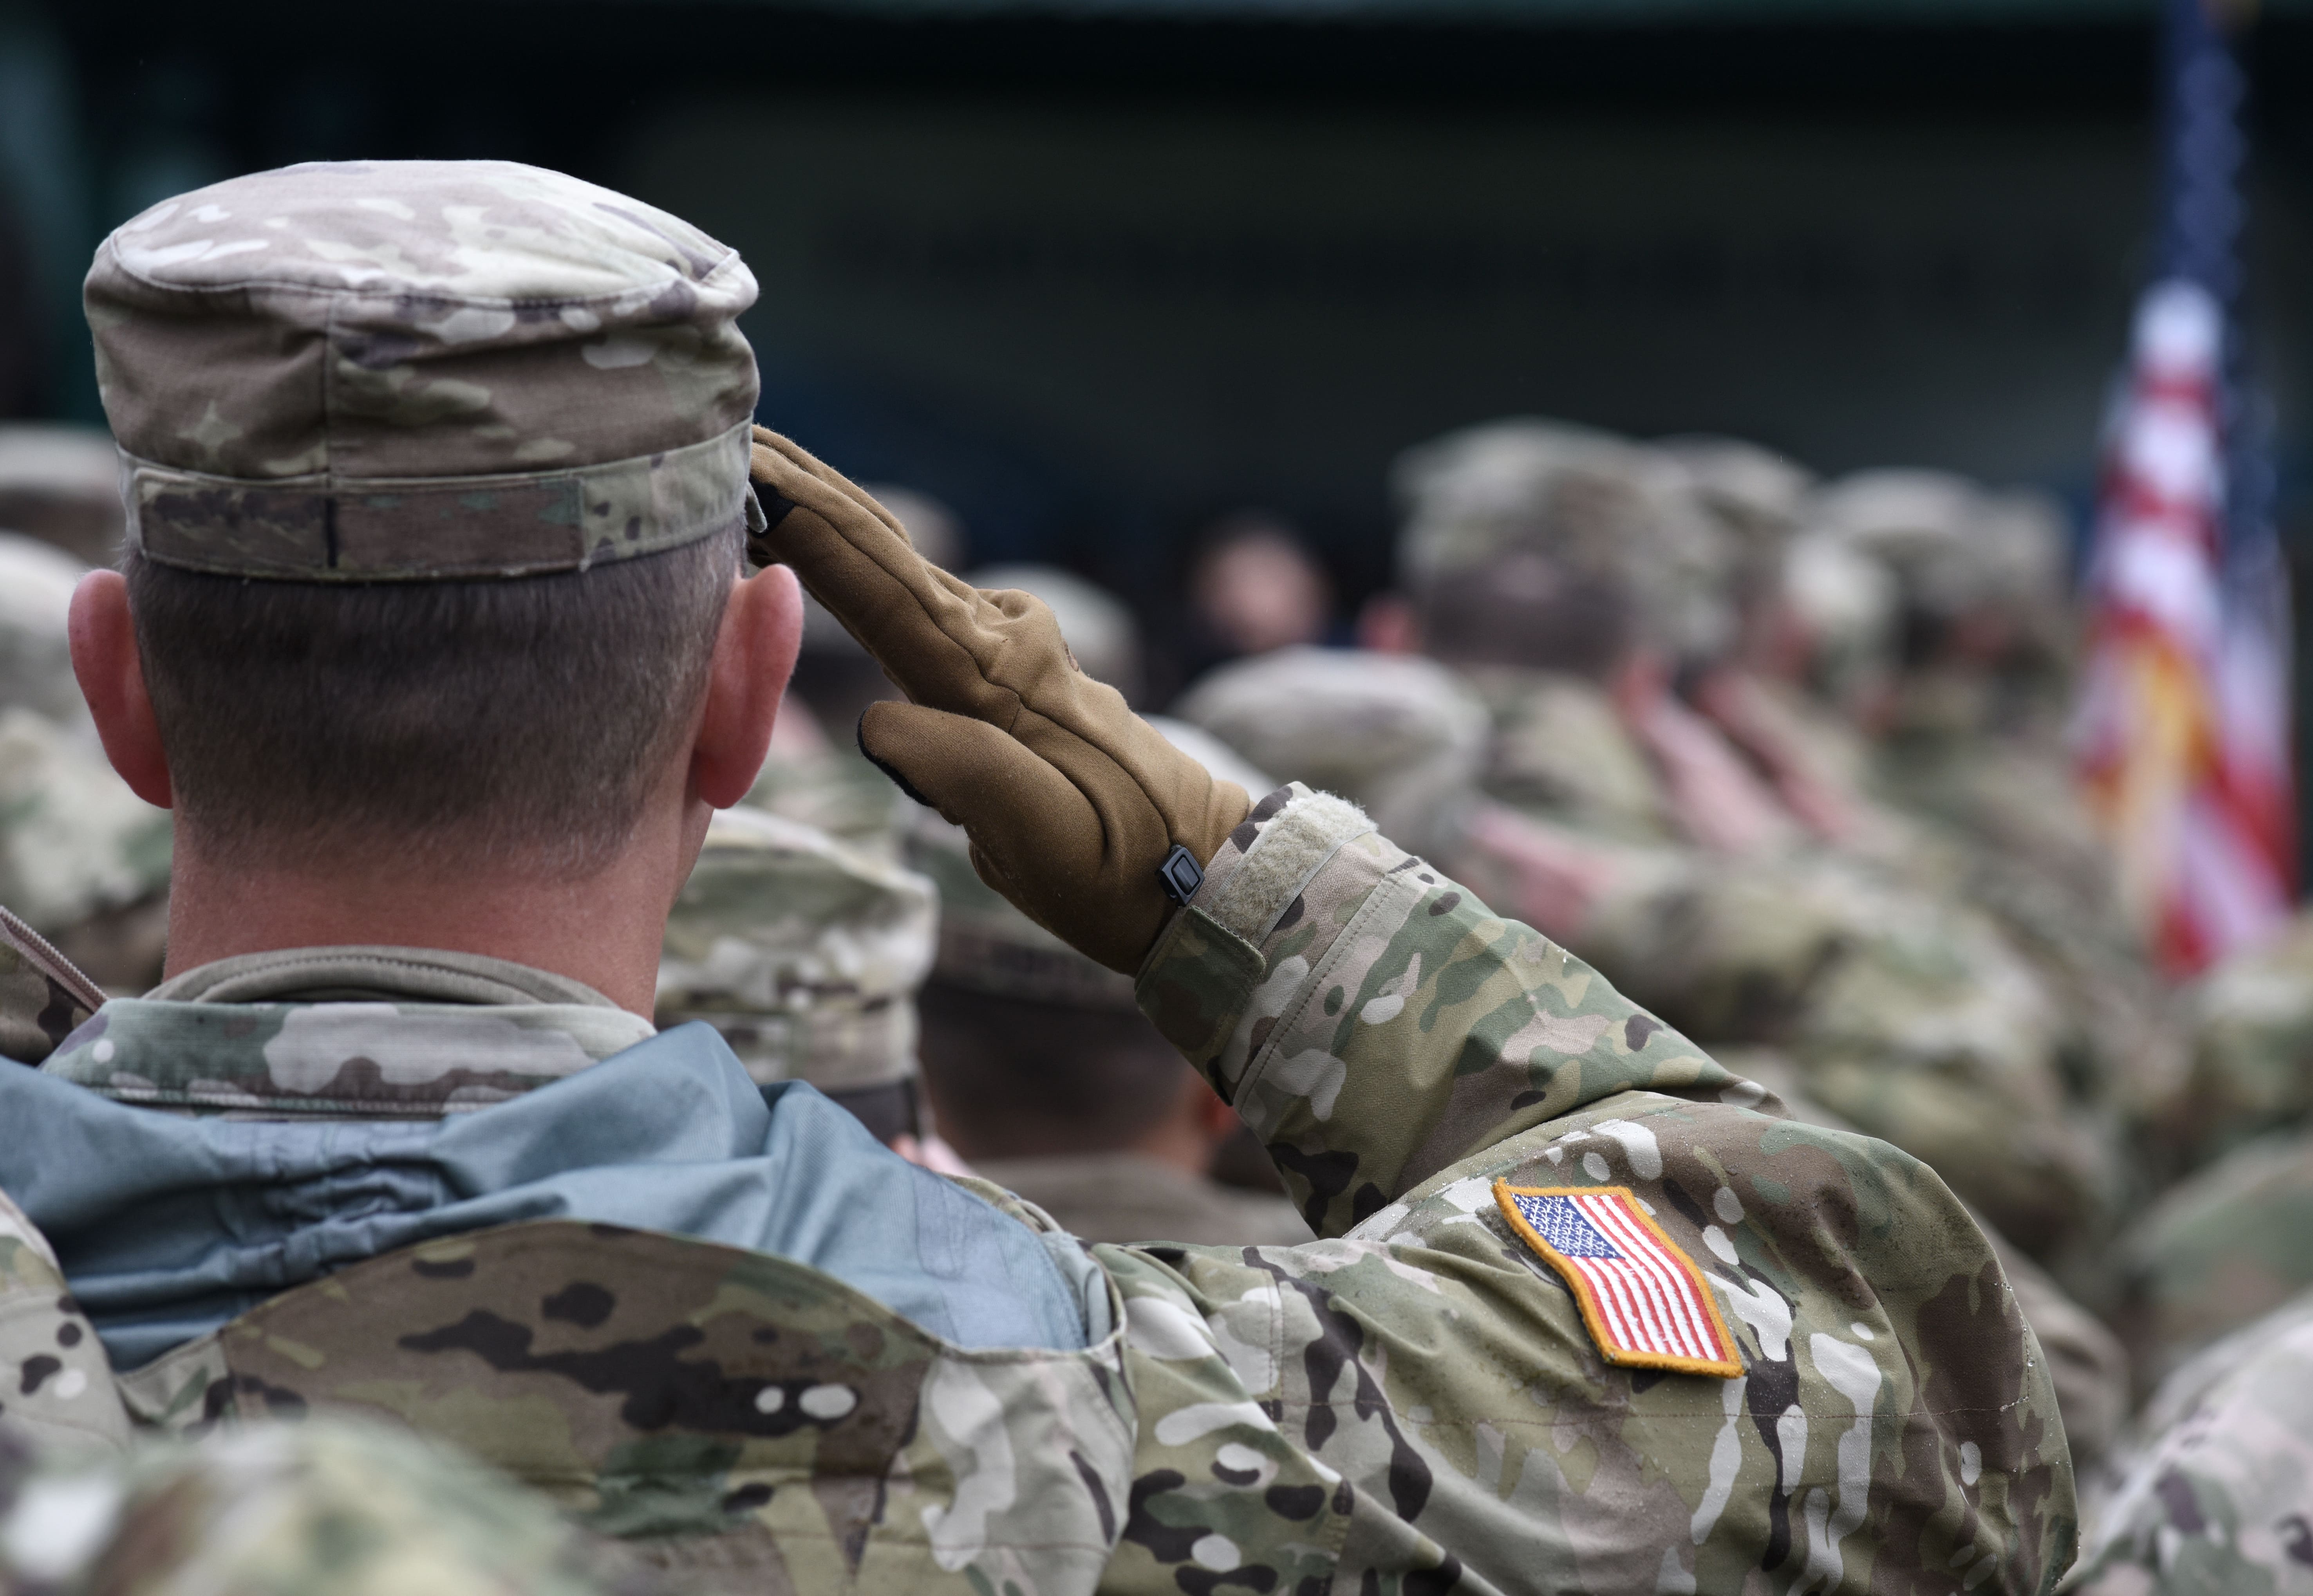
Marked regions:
[2074,0,2295,978]
[1494,1184,1742,1378]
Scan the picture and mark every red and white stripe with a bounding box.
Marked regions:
[1559,1191,1733,1366]
[2076,279,2294,975]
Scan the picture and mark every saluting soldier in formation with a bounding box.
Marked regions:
[0,161,2069,1594]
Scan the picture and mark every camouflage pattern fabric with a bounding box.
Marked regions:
[1120,782,2073,1594]
[1177,633,2116,1271]
[2068,1289,2313,1596]
[2172,911,2313,1169]
[0,533,90,726]
[1574,846,2120,1273]
[37,944,654,1118]
[1389,418,1736,661]
[0,783,2074,1592]
[1461,667,1675,844]
[106,1216,1134,1596]
[2116,1127,2313,1388]
[0,711,171,944]
[86,161,759,582]
[0,1412,654,1595]
[1707,1047,2130,1472]
[658,807,937,1096]
[0,1186,132,1458]
[741,704,914,862]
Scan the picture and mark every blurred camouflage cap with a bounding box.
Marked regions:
[1391,418,1735,660]
[1808,469,2069,619]
[1173,646,1484,857]
[85,160,760,582]
[0,533,89,724]
[658,808,936,1094]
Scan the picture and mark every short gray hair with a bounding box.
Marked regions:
[123,530,741,879]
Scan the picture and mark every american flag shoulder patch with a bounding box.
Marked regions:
[1494,1181,1744,1378]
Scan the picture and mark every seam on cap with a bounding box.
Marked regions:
[99,236,750,305]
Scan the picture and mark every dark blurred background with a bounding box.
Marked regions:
[2,0,2308,695]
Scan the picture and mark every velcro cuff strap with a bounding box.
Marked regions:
[1200,788,1374,946]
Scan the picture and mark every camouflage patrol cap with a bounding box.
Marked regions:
[1391,418,1735,660]
[658,808,936,1095]
[1173,646,1485,858]
[85,160,760,581]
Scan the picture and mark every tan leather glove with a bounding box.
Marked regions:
[746,427,1250,974]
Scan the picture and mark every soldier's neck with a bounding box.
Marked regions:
[157,801,713,1020]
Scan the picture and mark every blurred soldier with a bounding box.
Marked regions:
[2068,1287,2313,1596]
[1,163,2069,1594]
[658,805,940,1146]
[2115,1124,2313,1390]
[1809,471,2187,1157]
[0,531,170,995]
[2168,908,2313,1166]
[1234,421,2121,1275]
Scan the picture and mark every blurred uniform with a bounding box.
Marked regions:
[1192,421,2121,1276]
[2116,1125,2313,1390]
[1809,471,2187,1164]
[2168,910,2313,1165]
[657,804,939,1142]
[2069,1287,2313,1596]
[0,532,171,996]
[0,1426,647,1596]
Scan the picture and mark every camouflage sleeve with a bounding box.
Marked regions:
[0,1186,132,1455]
[1093,1091,2077,1596]
[1137,783,1747,1236]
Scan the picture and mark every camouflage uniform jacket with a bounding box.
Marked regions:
[0,786,2074,1595]
[2068,1288,2313,1595]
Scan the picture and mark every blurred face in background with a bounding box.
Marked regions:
[1191,525,1332,658]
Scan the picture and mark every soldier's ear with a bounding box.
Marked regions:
[691,562,804,810]
[68,570,173,809]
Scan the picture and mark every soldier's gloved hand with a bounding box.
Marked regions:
[747,427,1250,974]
